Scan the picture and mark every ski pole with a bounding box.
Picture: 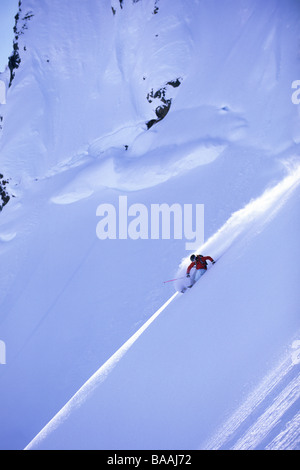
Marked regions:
[163,276,185,284]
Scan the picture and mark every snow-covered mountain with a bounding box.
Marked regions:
[0,0,299,450]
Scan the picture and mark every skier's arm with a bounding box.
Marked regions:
[204,256,215,264]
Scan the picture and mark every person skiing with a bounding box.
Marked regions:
[186,254,215,287]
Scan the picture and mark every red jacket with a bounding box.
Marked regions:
[187,255,214,274]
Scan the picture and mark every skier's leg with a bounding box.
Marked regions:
[194,269,206,283]
[188,268,197,287]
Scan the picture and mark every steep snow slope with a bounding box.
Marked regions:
[0,0,299,450]
[26,167,300,450]
[1,0,299,185]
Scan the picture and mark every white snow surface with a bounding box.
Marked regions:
[0,0,299,450]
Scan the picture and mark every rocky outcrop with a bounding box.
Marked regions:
[146,78,182,129]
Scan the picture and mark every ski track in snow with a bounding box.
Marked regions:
[204,351,300,450]
[25,293,177,450]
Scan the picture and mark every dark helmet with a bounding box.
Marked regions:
[190,254,196,262]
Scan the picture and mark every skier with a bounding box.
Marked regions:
[186,254,215,287]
